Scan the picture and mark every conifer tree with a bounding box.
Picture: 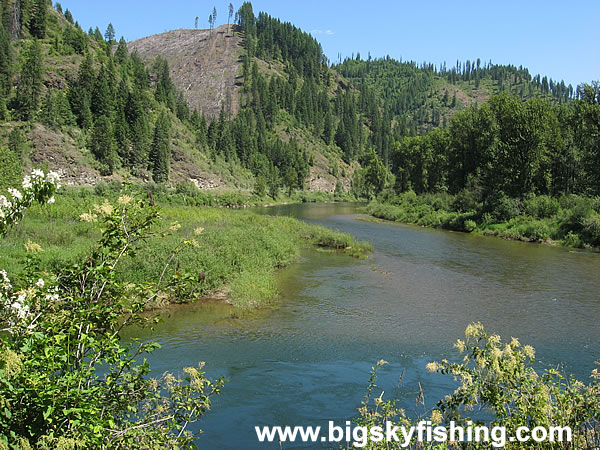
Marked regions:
[150,111,171,183]
[0,21,11,118]
[28,0,47,39]
[15,38,43,120]
[90,115,118,174]
[105,23,115,43]
[68,53,95,129]
[115,37,128,64]
[91,65,114,119]
[64,8,73,23]
[8,127,26,158]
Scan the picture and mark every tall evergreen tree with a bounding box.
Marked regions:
[0,20,11,118]
[28,0,47,39]
[228,3,234,34]
[150,111,171,183]
[15,38,43,120]
[90,115,118,174]
[104,23,115,43]
[115,37,128,64]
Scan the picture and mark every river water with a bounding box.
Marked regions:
[124,203,600,448]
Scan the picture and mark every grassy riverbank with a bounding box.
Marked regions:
[0,188,371,310]
[367,191,600,249]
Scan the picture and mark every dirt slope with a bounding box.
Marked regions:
[128,25,243,119]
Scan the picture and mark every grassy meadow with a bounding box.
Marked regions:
[0,185,371,310]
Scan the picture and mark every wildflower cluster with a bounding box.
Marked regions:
[0,169,61,236]
[425,322,600,447]
[0,187,224,447]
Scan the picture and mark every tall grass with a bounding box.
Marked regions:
[0,189,371,309]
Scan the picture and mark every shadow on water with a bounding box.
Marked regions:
[124,202,600,448]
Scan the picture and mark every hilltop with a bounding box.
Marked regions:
[129,25,243,120]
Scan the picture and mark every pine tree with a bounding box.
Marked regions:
[115,37,128,63]
[15,38,43,120]
[228,3,234,35]
[68,53,95,129]
[150,111,171,183]
[91,65,114,118]
[90,115,118,175]
[28,0,47,39]
[0,20,11,118]
[64,8,73,24]
[104,23,115,43]
[8,127,26,158]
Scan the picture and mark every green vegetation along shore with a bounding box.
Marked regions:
[0,187,371,311]
[367,191,600,249]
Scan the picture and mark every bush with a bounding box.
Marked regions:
[452,189,479,212]
[463,219,476,232]
[562,230,582,248]
[1,191,225,447]
[582,213,600,246]
[523,194,560,219]
[487,192,522,222]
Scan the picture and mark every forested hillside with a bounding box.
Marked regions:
[335,55,575,135]
[1,0,597,204]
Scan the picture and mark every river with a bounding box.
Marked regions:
[123,203,600,448]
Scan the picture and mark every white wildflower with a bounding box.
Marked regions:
[22,176,32,190]
[79,212,97,223]
[8,188,22,200]
[32,169,44,178]
[0,195,11,209]
[45,293,59,302]
[47,196,55,205]
[35,278,45,288]
[47,171,61,184]
[117,195,134,206]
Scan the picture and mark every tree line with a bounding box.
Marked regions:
[390,87,600,201]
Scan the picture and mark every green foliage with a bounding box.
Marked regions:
[0,193,225,447]
[28,0,48,39]
[430,323,600,448]
[0,147,22,194]
[7,127,26,158]
[150,111,171,183]
[354,324,600,448]
[14,38,43,120]
[89,115,118,175]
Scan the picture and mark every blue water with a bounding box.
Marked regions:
[125,203,600,448]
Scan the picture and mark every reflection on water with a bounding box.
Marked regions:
[123,203,600,448]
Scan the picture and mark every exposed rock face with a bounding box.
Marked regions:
[128,25,243,120]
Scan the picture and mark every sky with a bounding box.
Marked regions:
[60,1,599,88]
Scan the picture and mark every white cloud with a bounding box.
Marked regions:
[311,29,335,36]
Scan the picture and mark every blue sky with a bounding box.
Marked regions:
[61,1,599,87]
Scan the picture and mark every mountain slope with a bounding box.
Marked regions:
[129,25,243,120]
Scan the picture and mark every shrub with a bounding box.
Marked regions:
[1,176,225,447]
[487,192,522,222]
[356,324,600,449]
[452,189,479,213]
[523,195,560,219]
[562,230,582,248]
[463,219,476,232]
[582,213,600,246]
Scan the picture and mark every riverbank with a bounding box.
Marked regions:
[88,180,360,209]
[0,190,371,310]
[366,191,600,250]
